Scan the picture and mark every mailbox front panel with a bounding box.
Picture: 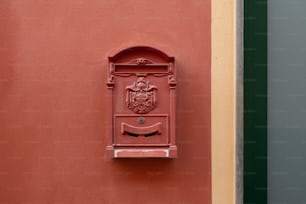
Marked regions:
[114,114,169,146]
[106,46,177,158]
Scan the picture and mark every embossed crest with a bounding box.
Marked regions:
[125,77,157,114]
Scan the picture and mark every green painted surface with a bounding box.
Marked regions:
[244,0,267,203]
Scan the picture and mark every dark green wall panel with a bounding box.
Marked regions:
[244,0,267,203]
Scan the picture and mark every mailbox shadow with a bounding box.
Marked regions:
[111,158,176,183]
[113,158,175,168]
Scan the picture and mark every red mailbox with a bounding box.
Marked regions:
[106,46,177,158]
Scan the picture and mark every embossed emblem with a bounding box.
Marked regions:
[125,77,157,114]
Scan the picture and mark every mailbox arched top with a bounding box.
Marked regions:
[108,46,174,63]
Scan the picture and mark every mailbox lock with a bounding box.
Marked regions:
[137,117,145,124]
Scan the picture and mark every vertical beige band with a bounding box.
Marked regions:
[212,0,237,204]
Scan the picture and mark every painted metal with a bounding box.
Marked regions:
[106,46,177,158]
[244,0,268,203]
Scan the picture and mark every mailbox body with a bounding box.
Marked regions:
[106,46,177,158]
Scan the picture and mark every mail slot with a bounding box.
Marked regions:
[106,46,177,158]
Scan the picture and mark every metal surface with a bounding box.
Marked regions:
[236,0,244,203]
[137,117,145,124]
[106,46,177,158]
[244,0,268,203]
[268,0,306,203]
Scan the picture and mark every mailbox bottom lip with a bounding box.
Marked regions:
[106,146,177,158]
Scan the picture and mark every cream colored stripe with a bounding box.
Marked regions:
[212,0,237,204]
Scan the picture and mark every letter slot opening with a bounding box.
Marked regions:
[121,122,162,137]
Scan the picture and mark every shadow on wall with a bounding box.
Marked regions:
[0,1,15,104]
[0,0,19,201]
